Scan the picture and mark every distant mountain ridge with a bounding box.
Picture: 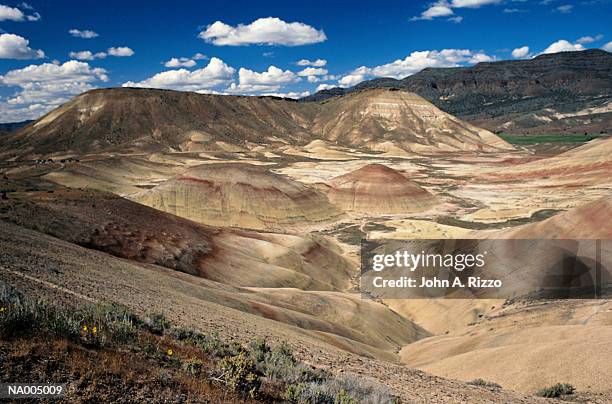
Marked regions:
[303,49,612,135]
[0,120,34,135]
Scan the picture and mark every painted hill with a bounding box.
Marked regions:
[0,87,513,159]
[326,163,439,214]
[132,163,343,231]
[304,49,612,135]
[312,89,513,152]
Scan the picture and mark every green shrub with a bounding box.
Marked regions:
[142,312,170,335]
[285,374,397,404]
[468,378,501,389]
[536,383,575,398]
[220,351,261,398]
[0,284,136,346]
[183,358,204,376]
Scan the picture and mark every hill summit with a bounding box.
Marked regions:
[0,87,513,159]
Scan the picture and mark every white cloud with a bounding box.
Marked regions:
[163,53,207,68]
[107,46,134,57]
[69,50,107,60]
[164,57,196,68]
[0,3,39,22]
[338,66,370,87]
[199,17,326,46]
[69,46,134,60]
[297,58,327,67]
[372,49,493,78]
[511,45,530,58]
[602,42,612,52]
[69,29,99,39]
[542,39,584,54]
[412,0,503,21]
[0,4,24,21]
[315,83,337,92]
[0,60,108,121]
[122,57,235,91]
[576,34,603,44]
[25,11,39,21]
[450,0,501,8]
[411,3,454,20]
[336,49,494,87]
[555,4,573,13]
[297,67,328,77]
[0,33,44,59]
[228,65,300,93]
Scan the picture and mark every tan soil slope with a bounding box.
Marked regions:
[326,163,439,214]
[0,220,543,403]
[0,188,350,291]
[311,88,514,153]
[0,88,318,159]
[485,196,612,239]
[487,136,612,185]
[400,198,612,395]
[132,163,343,231]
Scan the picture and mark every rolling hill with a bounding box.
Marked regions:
[0,87,513,160]
[304,49,612,135]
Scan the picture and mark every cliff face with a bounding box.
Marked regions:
[304,50,612,134]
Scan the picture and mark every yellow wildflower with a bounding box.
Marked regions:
[0,307,6,313]
[82,325,88,332]
[92,326,97,334]
[167,348,173,356]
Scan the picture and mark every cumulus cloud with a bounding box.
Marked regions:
[0,33,44,59]
[338,66,370,87]
[315,83,337,92]
[164,57,196,68]
[576,34,603,44]
[336,49,494,87]
[0,60,108,121]
[297,67,328,77]
[0,4,24,21]
[228,65,300,93]
[199,17,326,46]
[69,50,107,60]
[107,46,134,57]
[511,45,530,58]
[69,29,99,39]
[297,67,337,83]
[602,41,612,52]
[542,39,584,54]
[412,0,503,21]
[450,0,501,7]
[122,57,235,91]
[297,58,327,67]
[163,53,207,68]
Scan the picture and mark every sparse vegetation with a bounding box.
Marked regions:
[498,133,600,144]
[0,284,399,402]
[536,383,576,398]
[468,378,502,389]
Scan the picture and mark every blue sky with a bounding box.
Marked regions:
[0,0,610,121]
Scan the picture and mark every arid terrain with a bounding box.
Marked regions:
[1,85,612,403]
